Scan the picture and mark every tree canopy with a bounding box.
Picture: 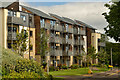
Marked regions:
[102,1,120,42]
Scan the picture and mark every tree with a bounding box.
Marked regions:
[106,42,120,67]
[102,1,120,42]
[87,46,96,64]
[97,49,109,66]
[12,29,29,57]
[38,28,49,64]
[76,51,85,67]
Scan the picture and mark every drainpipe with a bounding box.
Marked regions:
[28,14,30,60]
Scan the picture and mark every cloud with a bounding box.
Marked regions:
[35,2,108,32]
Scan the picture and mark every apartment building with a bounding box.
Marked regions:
[0,1,104,66]
[0,1,36,59]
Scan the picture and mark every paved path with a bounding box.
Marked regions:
[55,68,120,80]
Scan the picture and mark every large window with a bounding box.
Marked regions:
[8,10,16,17]
[30,31,33,37]
[8,27,17,32]
[66,34,68,40]
[66,24,69,31]
[21,15,26,21]
[50,20,55,26]
[40,19,45,28]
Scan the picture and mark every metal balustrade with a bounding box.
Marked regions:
[49,36,62,44]
[50,49,62,56]
[54,24,63,31]
[98,42,106,47]
[68,28,73,33]
[80,40,85,45]
[80,30,86,35]
[7,32,17,40]
[7,16,24,25]
[44,23,50,29]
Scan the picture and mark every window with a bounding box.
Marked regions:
[40,19,45,28]
[30,45,33,51]
[8,27,17,32]
[8,10,16,17]
[66,24,69,31]
[24,30,27,38]
[50,20,55,26]
[29,16,32,23]
[30,31,33,37]
[8,43,11,49]
[21,15,26,21]
[66,35,68,40]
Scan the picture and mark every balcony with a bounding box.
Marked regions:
[7,32,17,40]
[54,24,63,32]
[7,16,24,25]
[73,29,78,34]
[80,40,85,45]
[74,40,79,45]
[68,39,73,44]
[44,23,50,29]
[80,50,85,54]
[68,28,73,33]
[63,28,68,33]
[50,49,62,56]
[68,50,73,56]
[50,36,62,44]
[74,50,79,56]
[62,38,67,44]
[80,30,86,35]
[98,42,106,47]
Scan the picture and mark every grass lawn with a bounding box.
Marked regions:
[49,67,108,76]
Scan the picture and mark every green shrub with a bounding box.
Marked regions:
[42,62,47,69]
[92,64,100,67]
[61,65,68,69]
[57,64,62,69]
[2,71,42,78]
[49,66,55,71]
[2,48,49,78]
[70,64,79,69]
[15,59,43,75]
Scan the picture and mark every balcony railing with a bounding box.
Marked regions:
[80,30,86,35]
[68,50,73,56]
[68,28,73,33]
[80,40,85,45]
[62,38,67,44]
[44,23,50,29]
[7,16,24,25]
[7,32,17,40]
[73,50,79,56]
[55,36,62,44]
[68,39,73,44]
[54,24,63,32]
[98,42,106,47]
[49,36,62,44]
[74,40,79,45]
[73,29,78,34]
[50,49,62,56]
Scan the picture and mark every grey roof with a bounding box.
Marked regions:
[50,13,82,26]
[0,0,18,8]
[49,13,68,23]
[62,17,75,24]
[20,5,56,21]
[62,17,83,27]
[75,20,96,30]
